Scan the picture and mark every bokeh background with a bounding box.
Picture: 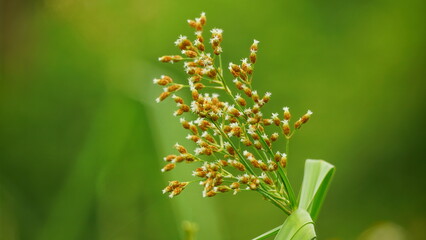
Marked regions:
[1,0,425,239]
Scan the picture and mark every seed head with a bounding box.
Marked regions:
[155,13,316,206]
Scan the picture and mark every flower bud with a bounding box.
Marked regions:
[250,51,257,64]
[250,39,259,52]
[182,50,197,58]
[230,182,240,189]
[167,84,183,93]
[280,153,287,168]
[199,12,206,26]
[180,118,190,129]
[164,155,177,162]
[174,143,187,154]
[282,120,290,136]
[283,107,291,120]
[301,110,313,124]
[233,79,243,90]
[161,163,176,172]
[156,91,170,103]
[271,132,279,142]
[235,94,246,106]
[263,92,271,103]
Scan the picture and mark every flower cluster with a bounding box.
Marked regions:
[153,13,312,214]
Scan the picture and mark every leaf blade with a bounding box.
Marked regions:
[298,159,335,221]
[252,225,282,240]
[274,209,316,240]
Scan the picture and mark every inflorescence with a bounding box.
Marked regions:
[154,12,312,214]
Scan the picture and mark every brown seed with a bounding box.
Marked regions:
[205,190,216,197]
[218,160,228,166]
[259,161,268,171]
[263,176,273,185]
[194,83,205,90]
[280,156,287,168]
[175,144,187,154]
[164,155,177,162]
[167,84,183,92]
[158,91,170,102]
[172,187,183,197]
[172,55,183,62]
[294,120,302,129]
[175,155,184,163]
[159,56,172,63]
[192,90,199,100]
[250,159,260,168]
[250,52,257,64]
[180,104,190,112]
[216,186,229,192]
[161,163,176,172]
[230,182,240,189]
[248,182,258,190]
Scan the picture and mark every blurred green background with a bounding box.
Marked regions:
[1,0,425,239]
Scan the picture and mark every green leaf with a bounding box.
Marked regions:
[252,225,282,240]
[298,159,335,221]
[274,209,316,240]
[253,160,334,240]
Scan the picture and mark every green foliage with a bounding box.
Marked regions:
[274,209,316,240]
[253,159,335,239]
[298,160,335,221]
